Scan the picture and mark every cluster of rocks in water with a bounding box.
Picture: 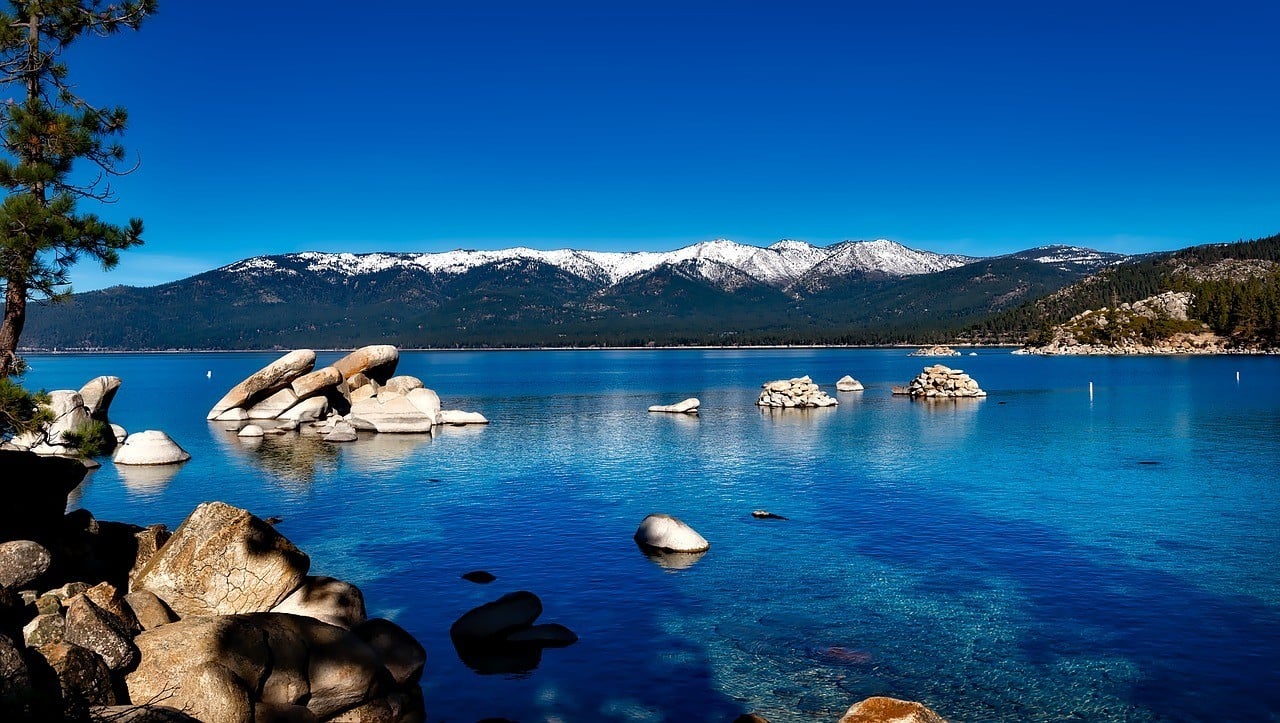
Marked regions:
[210,346,486,442]
[756,376,839,408]
[3,376,190,468]
[892,365,986,399]
[0,451,426,722]
[908,345,961,357]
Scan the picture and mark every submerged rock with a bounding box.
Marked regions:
[838,696,948,723]
[462,570,496,584]
[450,591,543,641]
[751,510,787,520]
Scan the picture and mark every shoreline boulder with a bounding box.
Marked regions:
[132,502,310,618]
[838,696,947,723]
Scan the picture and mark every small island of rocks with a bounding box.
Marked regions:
[209,345,487,443]
[908,345,961,357]
[892,365,986,399]
[756,376,838,408]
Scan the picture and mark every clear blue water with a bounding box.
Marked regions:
[19,349,1280,722]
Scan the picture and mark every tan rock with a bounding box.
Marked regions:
[124,590,177,631]
[133,502,310,617]
[278,396,329,423]
[36,641,117,708]
[208,350,316,420]
[269,576,367,630]
[290,366,343,400]
[332,346,399,384]
[382,376,424,395]
[838,696,947,723]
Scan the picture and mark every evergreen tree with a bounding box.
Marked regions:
[0,0,154,377]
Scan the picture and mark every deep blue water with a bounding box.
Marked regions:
[19,349,1280,722]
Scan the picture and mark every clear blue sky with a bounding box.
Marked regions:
[45,0,1280,290]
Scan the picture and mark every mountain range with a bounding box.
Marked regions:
[19,239,1129,350]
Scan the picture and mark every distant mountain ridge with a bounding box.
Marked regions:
[222,238,987,292]
[18,238,1131,350]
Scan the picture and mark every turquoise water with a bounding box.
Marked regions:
[21,350,1280,722]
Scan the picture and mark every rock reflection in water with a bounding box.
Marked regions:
[211,422,339,487]
[116,462,183,496]
[758,405,836,428]
[342,432,433,473]
[451,638,543,676]
[637,543,707,571]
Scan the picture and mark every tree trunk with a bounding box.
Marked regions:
[0,275,28,377]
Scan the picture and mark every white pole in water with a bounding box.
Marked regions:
[1089,381,1094,401]
[206,370,212,379]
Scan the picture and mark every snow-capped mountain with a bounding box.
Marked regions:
[1000,245,1128,273]
[221,238,988,291]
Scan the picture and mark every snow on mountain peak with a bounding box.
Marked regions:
[220,238,1063,292]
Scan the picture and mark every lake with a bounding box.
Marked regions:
[21,349,1280,722]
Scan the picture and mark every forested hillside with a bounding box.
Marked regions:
[965,233,1280,347]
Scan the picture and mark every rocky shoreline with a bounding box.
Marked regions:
[0,451,426,722]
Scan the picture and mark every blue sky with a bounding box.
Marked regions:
[40,0,1280,290]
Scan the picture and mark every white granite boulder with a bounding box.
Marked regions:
[132,501,310,617]
[78,376,121,421]
[437,409,489,425]
[278,395,329,423]
[836,375,864,392]
[648,398,700,414]
[246,387,300,420]
[237,424,265,438]
[382,375,424,395]
[113,431,191,466]
[349,396,434,434]
[634,513,710,553]
[207,349,316,420]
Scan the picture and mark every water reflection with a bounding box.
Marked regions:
[637,544,706,571]
[116,462,184,496]
[210,422,339,487]
[342,433,433,473]
[757,405,837,428]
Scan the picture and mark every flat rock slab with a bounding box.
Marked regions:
[207,349,316,419]
[133,501,310,617]
[648,398,700,413]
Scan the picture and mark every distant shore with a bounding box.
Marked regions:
[20,343,1023,354]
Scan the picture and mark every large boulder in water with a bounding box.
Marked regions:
[113,431,190,466]
[207,349,316,420]
[634,513,710,553]
[132,502,310,617]
[838,696,948,723]
[332,345,399,384]
[648,398,700,414]
[78,376,121,422]
[450,591,543,641]
[348,396,434,434]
